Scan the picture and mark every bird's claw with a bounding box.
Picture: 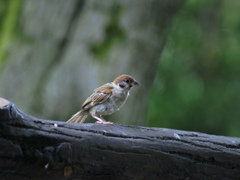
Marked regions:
[95,120,117,125]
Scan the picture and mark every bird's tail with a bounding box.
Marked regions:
[67,110,88,123]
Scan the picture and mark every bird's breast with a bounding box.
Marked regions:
[110,90,128,108]
[91,91,128,116]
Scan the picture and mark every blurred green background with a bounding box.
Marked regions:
[147,0,240,137]
[0,0,240,137]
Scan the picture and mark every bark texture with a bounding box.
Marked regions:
[0,97,240,180]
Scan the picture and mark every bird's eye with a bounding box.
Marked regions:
[125,79,130,83]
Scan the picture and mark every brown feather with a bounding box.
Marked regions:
[113,74,135,85]
[67,110,88,123]
[82,83,113,110]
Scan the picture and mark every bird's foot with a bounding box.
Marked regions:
[95,120,117,125]
[93,115,117,125]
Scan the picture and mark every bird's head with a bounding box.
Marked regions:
[113,74,140,90]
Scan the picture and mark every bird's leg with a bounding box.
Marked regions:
[93,115,116,125]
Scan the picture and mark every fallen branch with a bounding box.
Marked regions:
[0,97,240,180]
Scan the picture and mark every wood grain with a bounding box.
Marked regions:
[0,97,240,180]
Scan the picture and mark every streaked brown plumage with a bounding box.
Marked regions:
[67,74,140,124]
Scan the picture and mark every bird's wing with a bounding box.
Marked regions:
[82,83,113,110]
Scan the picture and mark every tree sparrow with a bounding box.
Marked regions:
[67,74,140,124]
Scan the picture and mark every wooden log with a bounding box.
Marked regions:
[0,97,240,180]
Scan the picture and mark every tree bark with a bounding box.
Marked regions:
[0,97,240,180]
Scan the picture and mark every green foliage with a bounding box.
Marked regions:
[147,0,240,137]
[0,0,22,66]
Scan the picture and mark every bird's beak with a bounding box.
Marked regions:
[131,80,140,87]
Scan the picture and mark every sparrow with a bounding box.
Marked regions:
[67,74,140,124]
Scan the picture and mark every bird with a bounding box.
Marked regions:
[67,74,140,124]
